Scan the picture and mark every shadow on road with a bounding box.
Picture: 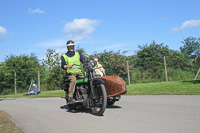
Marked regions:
[60,104,122,116]
[0,99,16,102]
[106,104,122,109]
[60,105,91,114]
[0,99,4,101]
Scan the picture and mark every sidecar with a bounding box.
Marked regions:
[101,76,127,105]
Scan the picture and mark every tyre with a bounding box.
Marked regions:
[90,84,107,116]
[107,99,116,105]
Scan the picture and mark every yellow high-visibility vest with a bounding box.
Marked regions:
[62,51,82,73]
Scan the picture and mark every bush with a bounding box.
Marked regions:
[130,67,195,83]
[1,89,13,95]
[161,68,195,81]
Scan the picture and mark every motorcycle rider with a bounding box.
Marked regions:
[61,40,84,104]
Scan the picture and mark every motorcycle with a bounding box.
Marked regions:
[61,56,107,116]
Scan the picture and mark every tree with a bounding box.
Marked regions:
[94,50,129,80]
[135,41,169,78]
[0,53,40,94]
[180,37,200,57]
[76,45,86,55]
[0,62,6,94]
[191,56,200,80]
[180,37,200,79]
[42,49,64,90]
[167,49,191,70]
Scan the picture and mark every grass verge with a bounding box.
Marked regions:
[0,90,65,98]
[0,80,200,98]
[127,80,200,95]
[0,111,23,133]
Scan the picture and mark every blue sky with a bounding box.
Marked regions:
[0,0,200,63]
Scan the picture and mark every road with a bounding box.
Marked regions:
[0,95,200,133]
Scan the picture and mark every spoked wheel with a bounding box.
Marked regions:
[89,84,107,116]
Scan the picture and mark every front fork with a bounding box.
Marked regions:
[88,71,96,99]
[89,80,96,99]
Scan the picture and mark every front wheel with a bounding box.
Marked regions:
[89,84,107,116]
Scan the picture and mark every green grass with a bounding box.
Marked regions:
[127,80,200,95]
[0,90,65,98]
[0,80,200,98]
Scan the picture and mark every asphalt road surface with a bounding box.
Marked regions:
[0,95,200,133]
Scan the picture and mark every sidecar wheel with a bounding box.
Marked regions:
[107,99,115,105]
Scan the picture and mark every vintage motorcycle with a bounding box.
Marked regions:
[61,56,107,116]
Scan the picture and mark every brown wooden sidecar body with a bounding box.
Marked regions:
[101,76,127,97]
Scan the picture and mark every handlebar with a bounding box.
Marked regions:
[72,60,100,70]
[72,64,83,66]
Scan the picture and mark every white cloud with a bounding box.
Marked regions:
[64,18,100,41]
[28,8,45,14]
[37,39,66,47]
[172,19,200,32]
[0,26,8,36]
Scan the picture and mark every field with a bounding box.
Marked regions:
[127,80,200,95]
[0,80,200,98]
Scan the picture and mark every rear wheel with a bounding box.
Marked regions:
[89,84,107,116]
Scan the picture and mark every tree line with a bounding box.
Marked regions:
[0,37,200,95]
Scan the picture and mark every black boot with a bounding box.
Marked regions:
[68,97,76,104]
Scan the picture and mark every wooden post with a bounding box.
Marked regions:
[164,56,168,82]
[36,67,40,92]
[13,70,17,94]
[194,67,200,80]
[126,61,130,85]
